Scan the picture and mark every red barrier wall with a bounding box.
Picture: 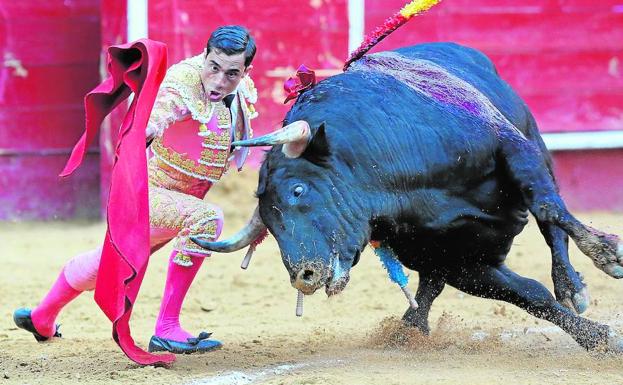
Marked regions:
[3,1,620,219]
[366,0,623,133]
[365,0,623,210]
[97,0,349,212]
[148,0,349,144]
[0,1,101,220]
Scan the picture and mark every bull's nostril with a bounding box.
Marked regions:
[302,269,315,282]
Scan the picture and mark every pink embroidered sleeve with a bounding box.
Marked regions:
[146,87,190,140]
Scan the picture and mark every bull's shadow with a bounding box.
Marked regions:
[193,42,623,352]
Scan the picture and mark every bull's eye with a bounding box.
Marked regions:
[293,184,305,197]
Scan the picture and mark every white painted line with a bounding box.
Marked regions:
[187,359,346,385]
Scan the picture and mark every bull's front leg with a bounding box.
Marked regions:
[402,271,445,335]
[499,131,623,279]
[537,222,589,313]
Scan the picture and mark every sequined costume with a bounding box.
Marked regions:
[145,51,258,266]
[15,45,259,366]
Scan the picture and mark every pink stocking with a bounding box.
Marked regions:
[154,251,206,341]
[30,268,81,338]
[30,247,101,337]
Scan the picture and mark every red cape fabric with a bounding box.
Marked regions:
[60,39,175,365]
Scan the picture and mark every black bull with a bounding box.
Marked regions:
[194,43,623,351]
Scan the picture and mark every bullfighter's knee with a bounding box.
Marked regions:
[194,205,224,240]
[63,247,103,292]
[174,205,224,258]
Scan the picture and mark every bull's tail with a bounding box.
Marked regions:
[343,0,441,71]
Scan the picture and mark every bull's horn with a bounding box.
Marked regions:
[191,206,266,252]
[232,120,311,158]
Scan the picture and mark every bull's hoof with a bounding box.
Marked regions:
[554,268,589,314]
[402,308,430,335]
[600,243,623,278]
[606,329,623,353]
[576,232,623,279]
[602,263,623,279]
[403,321,430,336]
[559,287,590,314]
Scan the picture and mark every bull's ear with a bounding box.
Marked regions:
[255,152,270,197]
[302,123,331,166]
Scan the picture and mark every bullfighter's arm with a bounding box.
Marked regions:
[145,87,190,144]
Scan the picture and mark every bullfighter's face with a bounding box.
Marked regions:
[201,49,250,102]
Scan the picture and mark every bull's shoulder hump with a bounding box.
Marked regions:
[391,43,497,74]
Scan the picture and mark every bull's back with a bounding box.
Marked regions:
[346,44,532,262]
[289,42,534,186]
[393,42,530,132]
[393,43,556,181]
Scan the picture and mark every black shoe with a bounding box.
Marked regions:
[148,332,222,354]
[13,308,61,342]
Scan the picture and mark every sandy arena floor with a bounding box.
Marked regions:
[1,169,623,385]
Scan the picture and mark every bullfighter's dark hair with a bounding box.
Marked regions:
[206,25,256,67]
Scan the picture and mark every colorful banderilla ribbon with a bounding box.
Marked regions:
[344,0,442,70]
[370,240,418,310]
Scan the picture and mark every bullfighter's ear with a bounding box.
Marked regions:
[302,122,331,166]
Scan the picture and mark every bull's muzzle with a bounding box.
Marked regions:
[293,264,324,295]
